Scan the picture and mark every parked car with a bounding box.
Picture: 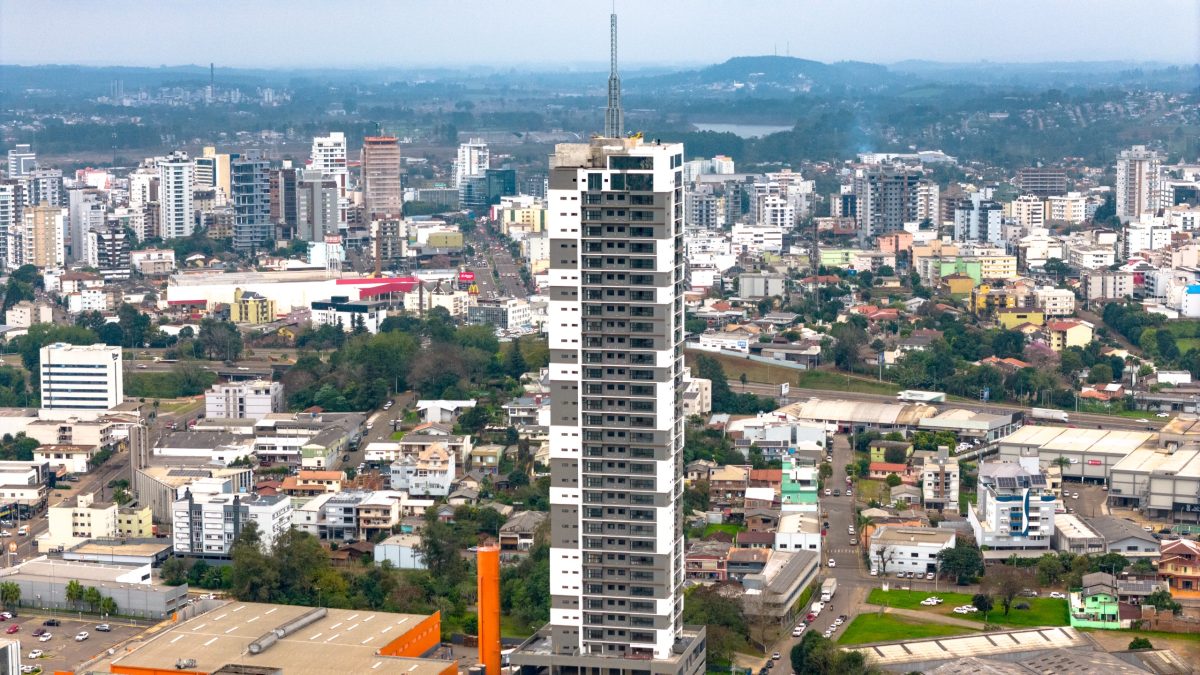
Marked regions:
[832,489,841,497]
[31,628,44,637]
[26,650,42,659]
[827,558,836,568]
[823,488,831,496]
[0,531,9,537]
[42,619,59,627]
[38,633,50,642]
[0,612,12,620]
[95,623,110,632]
[1049,591,1066,599]
[926,572,935,580]
[791,625,805,637]
[74,632,89,641]
[771,652,781,660]
[5,625,18,634]
[869,568,878,576]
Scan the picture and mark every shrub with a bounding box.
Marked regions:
[1014,602,1030,610]
[1128,637,1153,650]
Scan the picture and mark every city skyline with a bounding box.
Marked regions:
[1,0,1197,69]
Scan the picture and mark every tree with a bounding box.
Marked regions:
[99,594,118,616]
[1128,637,1154,650]
[883,445,908,464]
[874,545,895,576]
[1144,589,1182,615]
[230,522,278,602]
[83,586,103,613]
[972,593,993,619]
[1088,362,1114,384]
[0,582,19,611]
[885,473,902,488]
[1089,552,1131,575]
[983,565,1027,616]
[1036,554,1064,586]
[65,580,84,610]
[160,556,189,586]
[938,544,984,585]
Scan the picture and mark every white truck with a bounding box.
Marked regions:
[897,390,946,403]
[1031,408,1069,423]
[820,578,838,603]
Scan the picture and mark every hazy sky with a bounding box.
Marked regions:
[2,0,1197,69]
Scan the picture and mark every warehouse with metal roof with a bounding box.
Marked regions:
[995,426,1156,482]
[777,398,936,432]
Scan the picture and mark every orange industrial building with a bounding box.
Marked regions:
[102,601,455,675]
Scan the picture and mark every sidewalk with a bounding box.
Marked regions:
[864,605,983,629]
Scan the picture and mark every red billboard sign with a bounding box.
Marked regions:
[1086,459,1102,466]
[459,271,476,283]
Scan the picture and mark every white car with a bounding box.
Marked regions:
[926,572,936,580]
[869,568,878,576]
[846,489,852,497]
[791,625,805,637]
[1049,591,1066,599]
[0,531,10,537]
[74,632,88,641]
[1072,493,1080,499]
[38,633,51,642]
[828,558,836,568]
[822,629,833,639]
[824,488,831,496]
[953,606,971,614]
[27,650,42,659]
[1157,412,1170,418]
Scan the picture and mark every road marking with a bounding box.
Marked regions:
[232,606,246,613]
[203,637,218,646]
[309,633,323,640]
[191,623,207,631]
[171,635,185,644]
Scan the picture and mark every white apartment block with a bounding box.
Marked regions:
[205,380,284,420]
[1123,219,1173,258]
[921,447,960,512]
[1047,192,1088,224]
[869,526,955,574]
[954,192,1004,244]
[1067,244,1117,270]
[172,488,292,559]
[1116,145,1163,222]
[43,492,118,551]
[65,288,108,314]
[1010,195,1045,229]
[158,151,194,239]
[130,248,176,275]
[969,461,1056,552]
[731,222,783,255]
[454,138,489,188]
[39,343,123,412]
[310,132,349,225]
[1034,287,1076,317]
[915,180,940,225]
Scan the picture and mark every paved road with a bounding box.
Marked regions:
[739,380,1164,432]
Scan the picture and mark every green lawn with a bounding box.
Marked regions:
[793,370,901,396]
[703,523,745,537]
[855,479,888,506]
[1176,338,1200,353]
[867,589,1069,628]
[837,612,975,645]
[1079,626,1200,643]
[390,431,406,440]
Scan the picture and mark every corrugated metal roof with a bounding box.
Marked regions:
[778,398,936,426]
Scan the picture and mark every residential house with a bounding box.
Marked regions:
[685,459,717,485]
[1158,538,1200,592]
[1069,572,1129,629]
[468,444,504,473]
[415,399,477,424]
[725,548,771,579]
[389,445,455,497]
[868,462,914,483]
[869,440,913,464]
[709,465,749,519]
[745,509,780,532]
[1081,515,1161,559]
[498,511,547,555]
[890,484,922,507]
[921,447,960,512]
[1045,320,1095,352]
[996,309,1045,330]
[502,395,550,429]
[685,539,733,583]
[279,470,345,505]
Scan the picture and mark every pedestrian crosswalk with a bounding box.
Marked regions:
[826,548,859,554]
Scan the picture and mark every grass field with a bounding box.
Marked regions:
[1079,626,1200,644]
[855,479,888,506]
[837,612,975,645]
[703,523,745,537]
[683,351,901,395]
[867,589,1069,628]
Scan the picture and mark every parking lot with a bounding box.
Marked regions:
[6,613,144,673]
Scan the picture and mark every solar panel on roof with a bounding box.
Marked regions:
[1029,475,1047,486]
[167,469,212,478]
[996,476,1017,488]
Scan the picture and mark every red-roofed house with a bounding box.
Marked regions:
[869,462,916,484]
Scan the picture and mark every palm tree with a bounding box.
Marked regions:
[0,582,19,611]
[83,587,102,614]
[65,580,84,610]
[99,596,117,617]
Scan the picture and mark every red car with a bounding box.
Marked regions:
[5,624,18,634]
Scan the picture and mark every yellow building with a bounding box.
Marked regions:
[996,308,1045,330]
[500,205,547,236]
[118,505,154,538]
[942,273,976,296]
[972,254,1019,280]
[971,283,1019,315]
[1047,320,1095,352]
[230,287,276,324]
[427,231,464,248]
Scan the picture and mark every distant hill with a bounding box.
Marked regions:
[627,55,901,94]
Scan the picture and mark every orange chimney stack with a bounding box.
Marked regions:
[477,544,501,675]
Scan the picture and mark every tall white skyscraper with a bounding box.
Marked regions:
[158,151,195,239]
[510,136,705,675]
[309,132,349,226]
[39,342,123,412]
[1116,145,1163,222]
[67,187,106,264]
[453,138,489,188]
[0,181,21,269]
